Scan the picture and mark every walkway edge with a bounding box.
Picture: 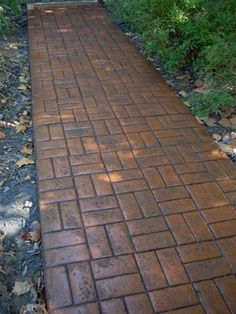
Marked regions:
[27,0,97,10]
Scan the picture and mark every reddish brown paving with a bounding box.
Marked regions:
[28,4,236,313]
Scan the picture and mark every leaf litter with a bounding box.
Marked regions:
[0,7,46,314]
[16,158,34,168]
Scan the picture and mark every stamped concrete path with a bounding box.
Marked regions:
[28,4,236,314]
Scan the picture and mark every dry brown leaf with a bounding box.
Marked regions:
[20,304,48,314]
[12,280,31,296]
[212,133,221,141]
[16,158,34,168]
[22,110,28,116]
[0,131,6,140]
[19,231,40,242]
[195,117,204,124]
[28,231,40,242]
[219,118,231,128]
[20,146,33,155]
[230,116,236,125]
[19,232,29,241]
[18,84,28,91]
[14,124,28,133]
[35,305,48,314]
[19,115,30,125]
[13,115,31,133]
[179,90,187,97]
[202,117,217,127]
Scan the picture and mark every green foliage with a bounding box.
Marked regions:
[0,0,20,33]
[187,91,235,118]
[106,0,236,116]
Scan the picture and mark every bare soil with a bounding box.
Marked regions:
[0,8,46,314]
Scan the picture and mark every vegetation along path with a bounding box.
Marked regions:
[28,3,236,313]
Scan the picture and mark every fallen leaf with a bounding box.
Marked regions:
[218,143,234,154]
[202,117,217,127]
[0,131,6,140]
[230,116,236,126]
[12,280,31,296]
[13,114,31,133]
[22,110,28,116]
[179,90,187,97]
[183,100,191,107]
[195,117,204,124]
[212,133,221,141]
[19,76,28,84]
[220,106,234,119]
[19,231,40,242]
[228,138,236,146]
[0,179,6,188]
[25,201,33,208]
[18,84,28,91]
[0,266,6,275]
[29,231,40,242]
[20,146,32,155]
[35,305,48,314]
[231,132,236,139]
[20,304,48,314]
[14,124,28,133]
[16,158,34,168]
[19,115,30,125]
[219,118,231,128]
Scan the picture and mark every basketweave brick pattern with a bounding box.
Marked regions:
[28,4,236,313]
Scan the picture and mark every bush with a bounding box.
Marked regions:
[187,91,235,118]
[106,0,236,117]
[0,0,20,33]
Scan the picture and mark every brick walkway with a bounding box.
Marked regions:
[28,4,236,314]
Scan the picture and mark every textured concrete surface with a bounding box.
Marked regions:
[28,5,236,313]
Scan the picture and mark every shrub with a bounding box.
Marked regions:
[0,0,20,33]
[106,0,236,117]
[187,91,235,118]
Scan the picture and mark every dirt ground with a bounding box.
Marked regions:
[0,8,46,314]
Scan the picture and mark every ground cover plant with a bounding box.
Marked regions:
[0,0,20,33]
[106,0,236,117]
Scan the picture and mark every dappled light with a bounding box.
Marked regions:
[57,28,73,33]
[1,2,234,313]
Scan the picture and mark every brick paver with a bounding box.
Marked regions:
[28,4,236,313]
